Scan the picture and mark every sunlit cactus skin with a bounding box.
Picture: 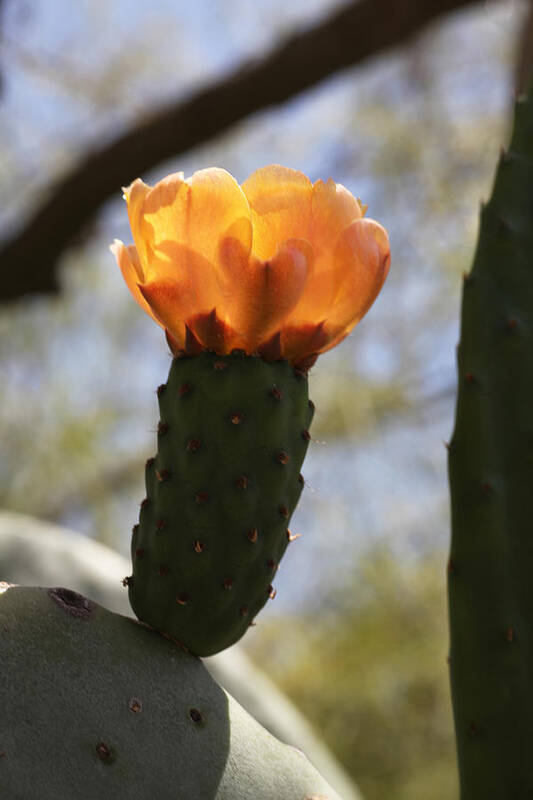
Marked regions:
[448,85,533,797]
[0,584,340,800]
[129,351,313,656]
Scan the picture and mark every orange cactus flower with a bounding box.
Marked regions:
[111,165,390,369]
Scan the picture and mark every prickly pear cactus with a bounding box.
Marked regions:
[128,351,313,656]
[448,85,533,797]
[0,583,340,800]
[113,164,390,658]
[0,513,362,799]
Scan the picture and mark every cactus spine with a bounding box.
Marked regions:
[448,84,533,797]
[129,351,313,656]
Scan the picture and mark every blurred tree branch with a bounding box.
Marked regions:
[1,0,480,303]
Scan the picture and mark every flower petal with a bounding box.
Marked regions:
[138,278,196,350]
[283,181,367,323]
[110,239,161,326]
[325,217,390,334]
[257,331,283,361]
[217,236,312,352]
[280,321,330,363]
[165,328,184,356]
[140,168,252,291]
[123,179,152,272]
[310,178,363,261]
[187,308,238,353]
[278,218,389,363]
[242,165,313,260]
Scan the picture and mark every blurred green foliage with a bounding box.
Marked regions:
[248,548,457,800]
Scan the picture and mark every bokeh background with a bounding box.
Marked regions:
[1,1,532,797]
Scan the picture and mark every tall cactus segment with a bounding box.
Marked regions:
[129,351,312,656]
[0,584,341,800]
[448,84,533,797]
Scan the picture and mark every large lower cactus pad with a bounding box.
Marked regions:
[129,352,313,656]
[0,584,339,800]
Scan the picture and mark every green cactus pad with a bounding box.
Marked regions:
[448,86,533,796]
[129,352,313,656]
[0,584,340,800]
